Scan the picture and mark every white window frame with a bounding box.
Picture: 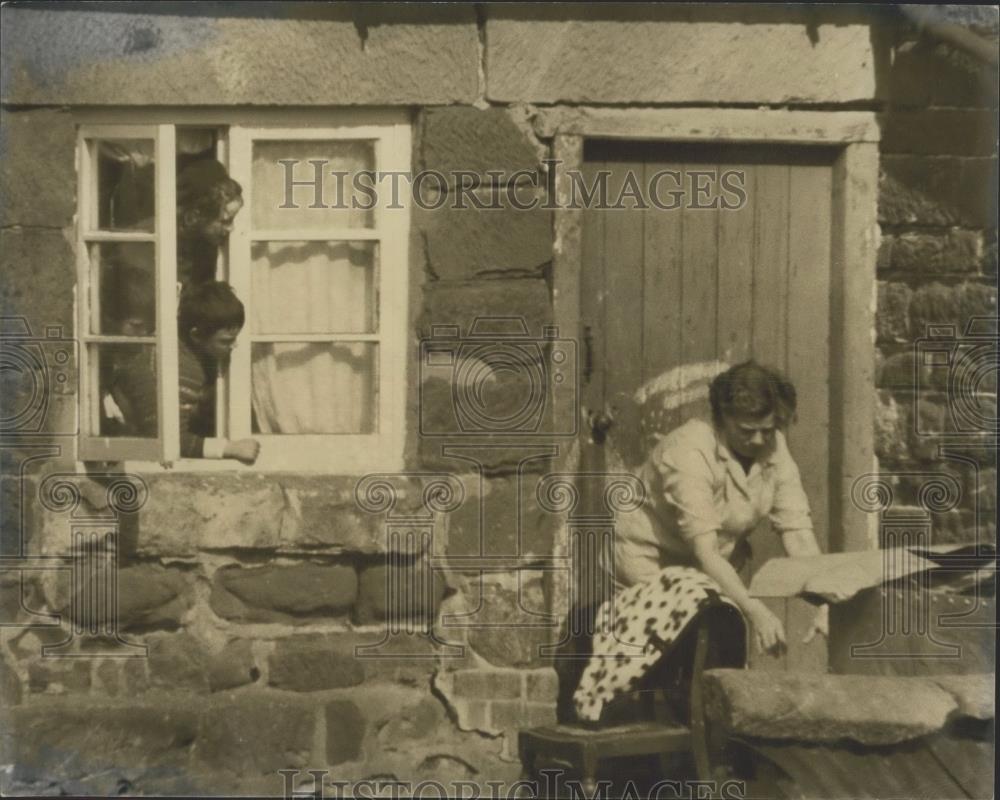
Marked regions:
[74,109,411,473]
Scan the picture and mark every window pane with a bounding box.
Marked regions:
[251,342,376,434]
[252,140,375,230]
[95,139,155,232]
[250,241,377,335]
[89,343,158,438]
[88,242,156,336]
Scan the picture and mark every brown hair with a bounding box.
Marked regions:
[709,360,797,426]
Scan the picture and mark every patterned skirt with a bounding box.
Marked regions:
[572,566,746,722]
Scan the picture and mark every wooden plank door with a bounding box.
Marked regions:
[580,140,838,668]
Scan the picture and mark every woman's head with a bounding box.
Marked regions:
[177,160,243,245]
[709,361,797,459]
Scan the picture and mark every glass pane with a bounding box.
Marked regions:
[251,342,376,434]
[95,139,155,232]
[252,140,375,230]
[251,241,377,335]
[88,242,156,336]
[90,343,158,438]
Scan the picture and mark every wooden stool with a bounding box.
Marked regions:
[520,621,736,788]
[519,721,692,793]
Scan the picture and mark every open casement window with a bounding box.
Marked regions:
[77,124,178,462]
[76,112,411,472]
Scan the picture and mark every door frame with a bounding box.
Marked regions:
[543,108,880,553]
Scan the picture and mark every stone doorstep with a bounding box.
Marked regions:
[703,670,995,746]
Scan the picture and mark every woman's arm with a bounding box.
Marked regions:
[781,528,822,557]
[690,532,786,653]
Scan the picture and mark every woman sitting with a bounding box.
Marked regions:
[573,361,832,722]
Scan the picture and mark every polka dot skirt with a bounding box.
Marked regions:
[572,566,742,722]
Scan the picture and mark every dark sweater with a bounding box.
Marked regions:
[111,339,215,457]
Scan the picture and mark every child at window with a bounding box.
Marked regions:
[112,281,260,464]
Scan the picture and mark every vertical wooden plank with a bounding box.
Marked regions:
[751,164,790,372]
[642,159,684,382]
[580,157,607,414]
[787,164,833,553]
[602,159,645,404]
[680,167,719,370]
[716,162,756,366]
[552,134,584,451]
[830,144,879,553]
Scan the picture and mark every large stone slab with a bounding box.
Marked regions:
[485,6,876,104]
[703,670,975,745]
[194,692,315,777]
[0,108,76,227]
[416,200,552,281]
[5,701,198,787]
[3,5,478,105]
[211,562,357,624]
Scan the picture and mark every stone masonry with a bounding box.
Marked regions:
[1,3,997,795]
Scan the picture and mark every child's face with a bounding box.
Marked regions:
[193,326,241,361]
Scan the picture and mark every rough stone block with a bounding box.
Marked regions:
[137,474,285,556]
[416,200,552,281]
[419,106,543,177]
[418,280,553,341]
[908,282,997,338]
[876,281,911,343]
[27,660,91,694]
[888,231,982,275]
[525,668,559,702]
[0,229,76,340]
[485,8,875,104]
[1,658,22,706]
[371,692,447,746]
[207,639,259,692]
[194,692,314,776]
[450,668,522,700]
[0,108,76,227]
[277,476,391,553]
[465,578,555,668]
[446,473,561,558]
[6,702,198,787]
[703,669,959,745]
[881,109,999,157]
[147,631,210,692]
[930,674,995,719]
[211,563,357,624]
[3,6,479,105]
[967,467,997,512]
[490,699,557,731]
[325,699,366,765]
[888,40,999,109]
[352,559,447,625]
[879,155,997,228]
[58,563,190,632]
[267,634,365,692]
[875,390,910,464]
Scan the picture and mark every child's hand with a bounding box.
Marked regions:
[224,438,260,465]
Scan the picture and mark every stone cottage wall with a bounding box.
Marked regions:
[1,3,995,795]
[874,11,998,545]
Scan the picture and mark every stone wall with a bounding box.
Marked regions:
[0,3,996,795]
[874,16,998,545]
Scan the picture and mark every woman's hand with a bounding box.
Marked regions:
[802,604,829,643]
[746,599,786,654]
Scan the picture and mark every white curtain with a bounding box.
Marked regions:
[248,139,377,435]
[250,241,376,434]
